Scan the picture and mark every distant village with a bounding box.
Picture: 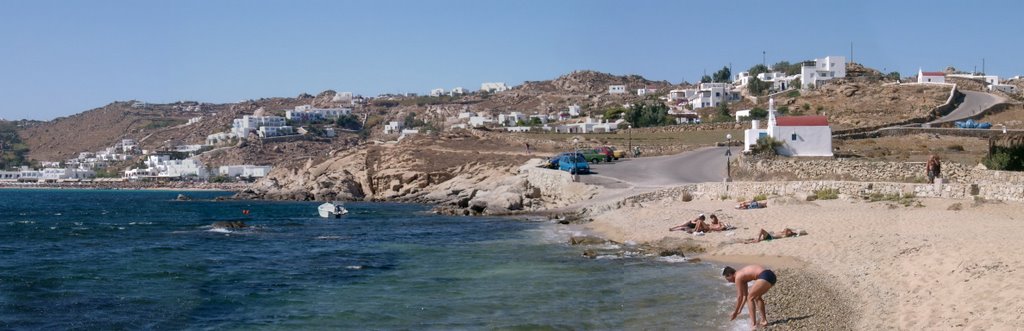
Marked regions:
[2,53,1021,185]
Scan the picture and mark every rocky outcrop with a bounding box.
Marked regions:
[236,134,596,215]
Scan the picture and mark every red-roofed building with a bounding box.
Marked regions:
[918,69,947,84]
[743,98,833,157]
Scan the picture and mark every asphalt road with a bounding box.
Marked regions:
[929,90,1006,125]
[582,147,733,188]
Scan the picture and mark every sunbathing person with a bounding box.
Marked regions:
[669,214,705,232]
[736,200,767,209]
[744,228,801,243]
[707,214,732,231]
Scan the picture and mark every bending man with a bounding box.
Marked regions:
[722,265,777,327]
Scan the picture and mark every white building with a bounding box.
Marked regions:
[568,104,582,117]
[637,86,657,96]
[124,155,209,179]
[286,105,353,122]
[218,165,272,178]
[668,89,698,102]
[689,83,740,109]
[232,115,292,138]
[498,112,526,126]
[41,168,94,181]
[468,116,493,128]
[481,82,510,93]
[917,69,946,84]
[800,56,846,89]
[505,126,532,133]
[450,87,466,96]
[608,85,626,94]
[457,111,475,119]
[743,98,832,157]
[0,170,21,181]
[528,114,548,124]
[430,88,446,97]
[735,72,752,86]
[332,92,354,104]
[120,139,138,153]
[383,121,404,134]
[735,109,751,122]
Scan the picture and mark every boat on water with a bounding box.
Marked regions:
[318,202,348,218]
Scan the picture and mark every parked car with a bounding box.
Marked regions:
[547,152,585,169]
[558,154,590,174]
[609,146,625,159]
[580,149,606,163]
[593,146,615,161]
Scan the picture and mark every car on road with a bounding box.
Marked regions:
[593,147,614,161]
[580,149,607,163]
[558,154,590,174]
[546,152,585,169]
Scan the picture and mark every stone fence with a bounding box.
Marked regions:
[622,122,747,134]
[622,179,1024,205]
[734,157,1024,187]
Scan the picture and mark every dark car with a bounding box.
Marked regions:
[558,154,590,174]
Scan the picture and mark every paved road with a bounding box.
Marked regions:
[928,90,1007,125]
[582,147,733,188]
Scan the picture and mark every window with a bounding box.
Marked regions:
[791,133,798,141]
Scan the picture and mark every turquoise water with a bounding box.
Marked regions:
[0,189,739,330]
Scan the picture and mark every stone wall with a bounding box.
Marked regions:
[621,180,1024,205]
[521,166,596,207]
[622,122,748,134]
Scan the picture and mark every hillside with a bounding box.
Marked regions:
[766,79,952,130]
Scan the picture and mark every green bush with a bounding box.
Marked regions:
[753,194,767,201]
[813,188,839,200]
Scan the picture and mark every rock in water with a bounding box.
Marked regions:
[176,194,192,201]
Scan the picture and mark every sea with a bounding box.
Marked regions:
[0,189,748,330]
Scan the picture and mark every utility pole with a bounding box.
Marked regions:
[850,42,854,63]
[982,58,985,76]
[762,50,766,67]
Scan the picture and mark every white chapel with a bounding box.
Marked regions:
[742,98,833,157]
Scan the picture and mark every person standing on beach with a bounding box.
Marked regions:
[723,265,777,328]
[926,155,942,183]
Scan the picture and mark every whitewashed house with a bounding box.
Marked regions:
[498,112,526,126]
[468,116,493,128]
[481,82,509,93]
[917,69,946,84]
[232,115,292,138]
[568,104,582,117]
[735,109,751,122]
[608,85,626,94]
[219,165,272,178]
[449,87,466,96]
[668,89,698,102]
[505,126,532,133]
[743,98,832,157]
[383,121,404,134]
[800,56,846,89]
[735,72,752,86]
[286,105,352,122]
[430,88,446,97]
[637,86,657,96]
[689,83,740,109]
[332,91,354,104]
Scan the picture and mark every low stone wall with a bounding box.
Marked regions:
[623,122,747,134]
[623,180,1024,204]
[735,157,1024,187]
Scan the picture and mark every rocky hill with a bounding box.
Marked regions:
[765,79,952,130]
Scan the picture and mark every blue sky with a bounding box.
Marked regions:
[1,0,1022,120]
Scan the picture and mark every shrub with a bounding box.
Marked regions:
[813,188,839,200]
[786,90,800,98]
[680,191,693,202]
[719,194,730,201]
[753,194,767,201]
[946,144,964,152]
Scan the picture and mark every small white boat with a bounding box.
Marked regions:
[318,202,348,218]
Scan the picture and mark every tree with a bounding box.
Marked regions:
[772,61,803,76]
[603,106,626,120]
[714,103,731,122]
[748,107,768,119]
[700,75,712,83]
[625,102,672,128]
[791,77,802,90]
[335,114,362,130]
[747,77,771,96]
[748,64,770,77]
[886,71,901,81]
[712,66,731,83]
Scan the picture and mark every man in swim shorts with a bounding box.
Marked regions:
[722,265,777,327]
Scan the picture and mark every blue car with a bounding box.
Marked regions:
[547,152,585,169]
[558,154,590,174]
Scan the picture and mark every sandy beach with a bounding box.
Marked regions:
[586,196,1024,330]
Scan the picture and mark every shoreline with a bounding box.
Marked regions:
[581,195,1024,329]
